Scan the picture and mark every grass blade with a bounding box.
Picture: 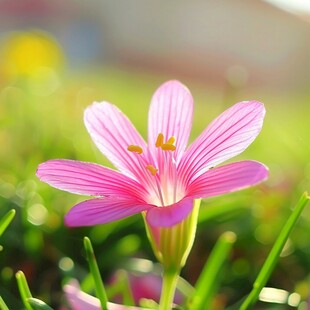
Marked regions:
[27,298,54,310]
[107,269,135,306]
[83,236,108,310]
[0,209,16,237]
[189,231,237,310]
[240,192,310,310]
[16,270,33,310]
[0,296,9,310]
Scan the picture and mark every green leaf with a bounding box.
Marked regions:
[189,231,237,310]
[240,192,310,310]
[83,236,108,310]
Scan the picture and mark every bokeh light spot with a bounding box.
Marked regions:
[116,234,141,256]
[127,258,155,273]
[0,30,64,79]
[288,292,301,307]
[27,203,48,226]
[59,257,74,272]
[0,181,15,199]
[1,267,13,281]
[259,287,288,304]
[254,223,275,245]
[232,258,250,277]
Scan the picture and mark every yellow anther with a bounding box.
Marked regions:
[127,145,143,154]
[155,133,176,151]
[155,133,164,148]
[166,136,175,145]
[161,143,176,151]
[146,165,158,176]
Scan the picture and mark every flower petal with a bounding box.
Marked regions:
[36,159,146,199]
[146,197,194,227]
[64,279,100,310]
[179,101,265,183]
[187,160,268,198]
[148,80,193,161]
[64,279,143,310]
[84,102,147,179]
[65,198,152,227]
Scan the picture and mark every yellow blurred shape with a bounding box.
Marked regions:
[27,66,60,96]
[294,280,309,300]
[1,30,64,78]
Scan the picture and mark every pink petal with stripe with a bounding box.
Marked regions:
[36,159,146,199]
[64,280,100,310]
[179,101,265,183]
[187,160,268,199]
[146,197,194,227]
[65,198,152,227]
[64,279,143,310]
[84,102,148,180]
[148,80,193,162]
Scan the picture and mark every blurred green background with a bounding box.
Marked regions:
[1,1,310,309]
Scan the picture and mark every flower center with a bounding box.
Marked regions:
[127,133,181,206]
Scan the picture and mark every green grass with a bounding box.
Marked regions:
[1,65,310,309]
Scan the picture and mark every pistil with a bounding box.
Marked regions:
[127,133,178,207]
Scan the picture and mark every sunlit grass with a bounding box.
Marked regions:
[1,66,310,308]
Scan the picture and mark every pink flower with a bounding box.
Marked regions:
[109,269,184,305]
[37,80,268,228]
[63,279,144,310]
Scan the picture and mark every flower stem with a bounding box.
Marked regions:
[159,268,179,310]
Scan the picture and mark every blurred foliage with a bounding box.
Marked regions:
[1,31,310,308]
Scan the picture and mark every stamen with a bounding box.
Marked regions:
[161,143,176,151]
[146,165,158,176]
[155,133,164,147]
[167,136,175,144]
[127,145,143,154]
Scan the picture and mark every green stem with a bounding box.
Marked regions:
[159,268,179,310]
[240,192,309,310]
